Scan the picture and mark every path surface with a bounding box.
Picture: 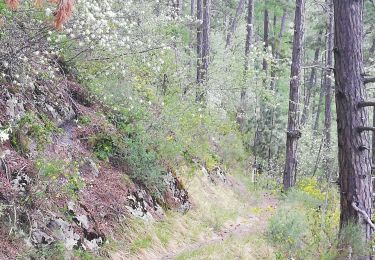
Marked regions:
[160,191,278,260]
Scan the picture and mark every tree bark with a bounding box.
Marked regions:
[323,0,334,179]
[196,0,210,102]
[244,0,254,66]
[263,2,269,72]
[196,0,203,85]
[313,58,325,132]
[283,0,304,190]
[333,0,373,254]
[237,0,254,128]
[225,0,245,48]
[270,9,287,90]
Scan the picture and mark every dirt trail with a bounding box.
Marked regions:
[160,191,278,260]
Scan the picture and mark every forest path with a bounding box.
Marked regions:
[160,190,279,260]
[111,174,279,260]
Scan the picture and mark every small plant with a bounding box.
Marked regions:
[11,113,60,153]
[36,159,85,199]
[268,208,310,257]
[90,133,117,161]
[130,235,153,253]
[78,116,91,125]
[124,136,166,192]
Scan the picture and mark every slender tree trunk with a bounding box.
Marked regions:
[196,0,203,85]
[196,0,210,102]
[187,0,195,90]
[270,9,287,90]
[201,0,210,80]
[313,57,325,132]
[237,0,254,129]
[263,3,269,72]
[226,0,245,48]
[333,0,373,254]
[370,38,375,54]
[283,0,304,190]
[301,30,323,126]
[323,0,334,178]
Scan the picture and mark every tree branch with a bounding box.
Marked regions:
[358,100,375,108]
[364,77,375,84]
[351,202,375,230]
[357,126,375,132]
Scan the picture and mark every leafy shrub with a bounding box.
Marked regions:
[268,208,310,257]
[124,136,166,192]
[90,133,117,161]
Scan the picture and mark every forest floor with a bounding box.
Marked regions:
[111,170,279,260]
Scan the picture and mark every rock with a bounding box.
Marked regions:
[83,237,103,251]
[210,166,227,183]
[11,171,31,195]
[76,215,89,230]
[80,158,100,178]
[126,191,154,221]
[5,94,25,122]
[164,172,190,213]
[48,218,80,250]
[30,229,54,246]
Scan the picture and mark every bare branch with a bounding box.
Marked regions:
[352,202,375,230]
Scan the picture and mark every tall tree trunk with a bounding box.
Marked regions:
[184,0,195,95]
[301,30,323,126]
[244,0,254,68]
[313,58,325,132]
[263,2,269,72]
[237,0,254,129]
[226,0,245,48]
[201,0,210,81]
[333,0,373,254]
[283,0,304,190]
[196,0,203,85]
[323,0,334,178]
[196,0,210,102]
[270,9,287,90]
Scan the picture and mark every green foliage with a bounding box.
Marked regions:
[78,115,92,126]
[268,178,340,259]
[124,135,166,192]
[337,222,369,258]
[130,235,153,253]
[268,208,309,256]
[11,113,60,153]
[23,242,66,260]
[90,133,118,161]
[36,159,85,199]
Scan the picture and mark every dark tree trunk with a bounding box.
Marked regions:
[301,30,323,126]
[225,0,245,48]
[283,0,304,190]
[323,0,334,178]
[370,38,375,54]
[333,0,373,254]
[201,0,210,80]
[196,0,203,85]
